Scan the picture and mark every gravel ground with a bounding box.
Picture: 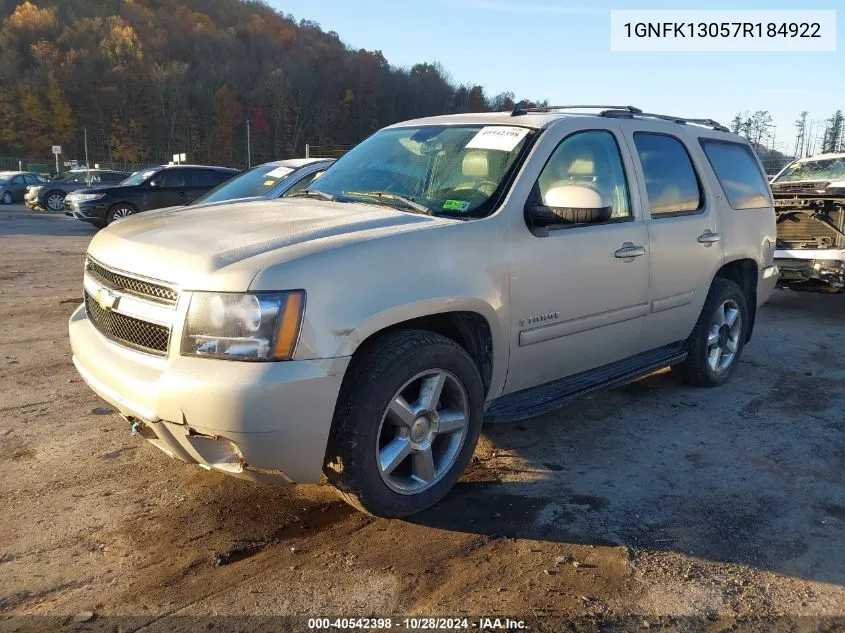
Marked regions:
[1,206,844,632]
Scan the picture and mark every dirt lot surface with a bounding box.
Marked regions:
[2,206,845,632]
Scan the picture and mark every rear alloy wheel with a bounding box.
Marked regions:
[45,191,65,211]
[1,191,11,204]
[705,299,742,373]
[107,204,136,224]
[674,278,748,387]
[327,330,484,517]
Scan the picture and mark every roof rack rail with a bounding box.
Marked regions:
[599,109,730,133]
[511,103,642,116]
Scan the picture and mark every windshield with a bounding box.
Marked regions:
[120,169,159,186]
[307,124,534,218]
[774,157,845,184]
[190,164,294,205]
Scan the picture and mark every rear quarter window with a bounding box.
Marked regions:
[700,140,772,210]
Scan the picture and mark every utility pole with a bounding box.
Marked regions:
[84,128,90,184]
[246,118,252,168]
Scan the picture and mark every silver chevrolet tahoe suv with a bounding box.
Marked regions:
[69,105,779,517]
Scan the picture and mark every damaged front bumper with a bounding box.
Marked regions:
[69,304,350,483]
[774,248,845,289]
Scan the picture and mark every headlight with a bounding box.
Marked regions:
[74,193,106,202]
[181,291,305,361]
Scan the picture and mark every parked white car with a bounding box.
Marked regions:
[69,106,778,517]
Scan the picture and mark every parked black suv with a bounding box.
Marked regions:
[66,164,238,227]
[26,169,130,212]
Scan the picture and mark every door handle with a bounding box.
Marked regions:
[698,231,721,244]
[178,191,186,197]
[614,243,646,259]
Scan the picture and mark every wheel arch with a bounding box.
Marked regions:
[106,201,139,223]
[714,257,758,341]
[346,307,497,400]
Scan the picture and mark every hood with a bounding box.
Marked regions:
[71,184,124,195]
[87,198,449,291]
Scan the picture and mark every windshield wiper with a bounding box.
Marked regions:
[288,189,336,201]
[342,190,431,215]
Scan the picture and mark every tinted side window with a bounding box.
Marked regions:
[161,170,187,188]
[190,169,226,187]
[633,133,702,216]
[535,130,631,220]
[700,140,771,210]
[11,175,24,185]
[24,174,39,184]
[281,169,327,198]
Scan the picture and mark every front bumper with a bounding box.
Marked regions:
[24,194,42,211]
[69,304,350,483]
[774,249,845,289]
[67,200,108,224]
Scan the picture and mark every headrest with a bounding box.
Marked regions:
[462,151,489,178]
[567,158,595,176]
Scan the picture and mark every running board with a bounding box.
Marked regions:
[485,343,687,424]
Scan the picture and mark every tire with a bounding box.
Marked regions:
[1,191,11,204]
[325,329,485,518]
[106,203,137,224]
[44,190,66,211]
[673,278,749,387]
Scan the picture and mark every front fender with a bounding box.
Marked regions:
[249,219,512,398]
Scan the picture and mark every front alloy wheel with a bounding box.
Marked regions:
[327,329,484,517]
[377,369,470,495]
[107,205,136,224]
[46,192,65,211]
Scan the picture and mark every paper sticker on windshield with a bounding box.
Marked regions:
[264,166,293,179]
[263,180,276,186]
[465,126,529,152]
[443,199,470,212]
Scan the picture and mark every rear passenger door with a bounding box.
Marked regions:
[9,175,27,200]
[187,168,226,201]
[620,125,725,351]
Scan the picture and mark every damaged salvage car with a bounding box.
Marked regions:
[771,152,845,291]
[69,106,778,517]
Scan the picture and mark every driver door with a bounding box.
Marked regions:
[504,124,651,394]
[149,169,189,209]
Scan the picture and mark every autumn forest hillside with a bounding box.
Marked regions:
[0,0,544,169]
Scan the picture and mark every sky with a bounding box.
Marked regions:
[268,0,843,156]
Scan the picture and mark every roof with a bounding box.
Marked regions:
[386,106,734,137]
[158,164,239,171]
[793,152,845,163]
[260,158,335,169]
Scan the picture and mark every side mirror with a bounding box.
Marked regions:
[148,178,160,188]
[527,185,612,227]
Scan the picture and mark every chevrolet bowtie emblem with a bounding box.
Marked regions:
[96,287,119,311]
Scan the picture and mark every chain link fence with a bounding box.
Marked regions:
[1,156,159,176]
[304,144,354,159]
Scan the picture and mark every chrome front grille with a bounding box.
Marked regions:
[84,290,170,355]
[83,258,178,356]
[86,258,178,304]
